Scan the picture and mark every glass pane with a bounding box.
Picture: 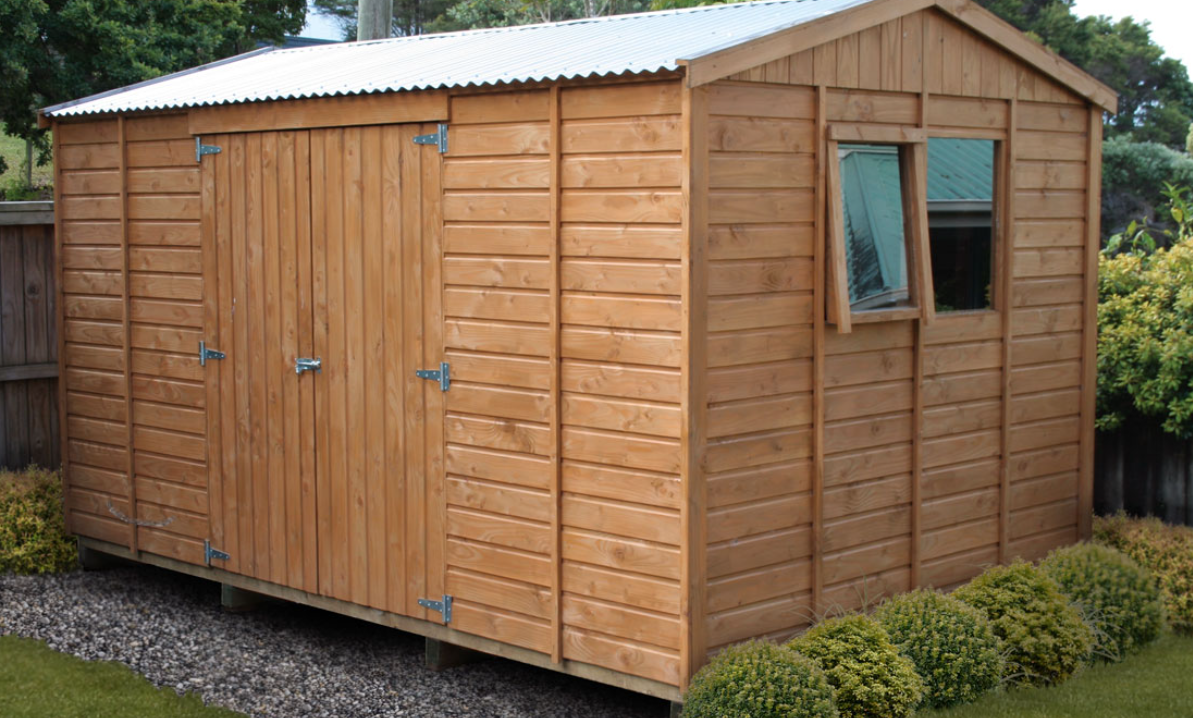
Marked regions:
[838,144,910,311]
[927,138,995,312]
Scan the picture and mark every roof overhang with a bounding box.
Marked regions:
[679,0,1118,113]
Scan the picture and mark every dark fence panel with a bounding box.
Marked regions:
[1096,423,1193,527]
[0,202,58,471]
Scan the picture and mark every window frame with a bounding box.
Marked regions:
[826,124,934,334]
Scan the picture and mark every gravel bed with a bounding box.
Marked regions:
[0,566,667,717]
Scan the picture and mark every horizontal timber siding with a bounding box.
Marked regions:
[57,113,211,564]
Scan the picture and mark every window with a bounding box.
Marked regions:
[826,126,932,333]
[838,144,911,311]
[927,138,996,312]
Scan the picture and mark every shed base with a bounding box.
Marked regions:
[75,537,682,703]
[425,638,486,672]
[221,584,273,613]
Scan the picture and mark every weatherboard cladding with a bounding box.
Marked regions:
[43,0,877,117]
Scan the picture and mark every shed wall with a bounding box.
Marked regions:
[58,114,210,561]
[696,6,1096,661]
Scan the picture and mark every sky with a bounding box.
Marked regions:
[300,0,1193,74]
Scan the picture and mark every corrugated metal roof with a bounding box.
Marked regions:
[927,138,994,202]
[44,0,877,117]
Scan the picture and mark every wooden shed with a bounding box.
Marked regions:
[44,0,1115,701]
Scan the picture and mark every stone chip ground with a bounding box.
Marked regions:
[0,566,666,717]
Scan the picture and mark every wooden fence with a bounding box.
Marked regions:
[0,201,58,471]
[1096,423,1193,527]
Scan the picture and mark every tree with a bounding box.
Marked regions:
[976,0,1193,149]
[313,0,456,37]
[315,0,648,38]
[0,0,306,175]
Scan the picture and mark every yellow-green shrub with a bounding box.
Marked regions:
[682,640,838,718]
[1095,514,1193,633]
[0,466,76,574]
[787,615,922,718]
[954,561,1092,687]
[1041,542,1165,661]
[875,589,1005,708]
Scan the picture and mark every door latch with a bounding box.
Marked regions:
[415,362,450,392]
[295,357,322,375]
[199,341,225,366]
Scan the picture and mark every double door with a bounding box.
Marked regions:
[200,124,444,618]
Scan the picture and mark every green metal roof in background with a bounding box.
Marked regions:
[927,138,994,202]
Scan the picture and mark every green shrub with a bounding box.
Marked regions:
[682,639,838,718]
[0,466,76,574]
[1095,514,1193,633]
[1097,186,1193,438]
[874,589,1004,708]
[954,561,1093,686]
[787,614,922,718]
[1041,542,1165,661]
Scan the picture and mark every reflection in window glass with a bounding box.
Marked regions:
[927,138,995,312]
[838,144,910,311]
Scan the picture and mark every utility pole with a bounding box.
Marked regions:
[357,0,394,41]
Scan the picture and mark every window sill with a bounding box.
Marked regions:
[850,306,922,324]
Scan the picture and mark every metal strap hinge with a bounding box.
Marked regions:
[413,124,448,153]
[415,361,450,392]
[204,539,230,566]
[195,136,222,162]
[199,340,225,367]
[418,594,453,624]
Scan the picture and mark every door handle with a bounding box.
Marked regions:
[295,357,322,375]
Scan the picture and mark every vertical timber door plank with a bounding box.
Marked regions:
[202,131,225,563]
[325,128,350,601]
[262,131,286,587]
[232,133,254,577]
[297,131,319,595]
[382,124,408,615]
[362,125,388,610]
[277,130,303,588]
[247,133,270,582]
[311,129,334,597]
[422,122,446,610]
[343,126,369,606]
[403,123,427,617]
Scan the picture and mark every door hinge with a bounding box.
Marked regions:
[418,594,453,624]
[195,136,222,162]
[413,124,448,153]
[204,539,230,566]
[199,340,225,367]
[415,361,450,392]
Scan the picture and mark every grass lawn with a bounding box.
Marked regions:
[928,632,1193,718]
[0,635,242,718]
[0,132,53,190]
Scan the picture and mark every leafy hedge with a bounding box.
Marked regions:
[1098,186,1193,438]
[875,589,1004,708]
[954,562,1093,686]
[1041,543,1165,661]
[787,614,922,718]
[1095,514,1193,633]
[682,640,838,718]
[0,466,76,574]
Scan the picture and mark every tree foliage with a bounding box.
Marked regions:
[0,0,305,175]
[314,0,648,36]
[976,0,1193,149]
